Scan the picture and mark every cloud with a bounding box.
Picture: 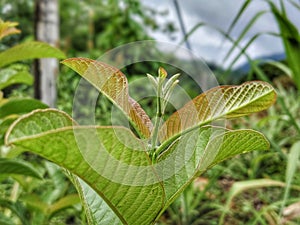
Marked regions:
[141,0,297,68]
[182,0,243,30]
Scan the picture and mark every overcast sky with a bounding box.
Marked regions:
[141,0,300,68]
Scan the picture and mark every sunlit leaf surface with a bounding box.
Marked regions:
[0,41,66,68]
[61,58,153,138]
[5,108,270,224]
[159,81,276,142]
[6,109,163,225]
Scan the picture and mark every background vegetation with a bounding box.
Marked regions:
[1,0,300,224]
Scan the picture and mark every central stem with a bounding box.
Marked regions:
[151,77,163,153]
[147,67,179,162]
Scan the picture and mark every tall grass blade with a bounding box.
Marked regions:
[280,141,300,216]
[178,22,206,46]
[222,11,267,64]
[268,1,300,90]
[218,179,300,225]
[225,0,252,37]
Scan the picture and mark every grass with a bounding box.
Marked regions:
[156,0,300,223]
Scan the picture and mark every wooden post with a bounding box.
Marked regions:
[34,0,59,107]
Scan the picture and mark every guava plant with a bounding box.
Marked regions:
[5,58,276,225]
[0,20,85,224]
[0,19,65,147]
[0,19,64,158]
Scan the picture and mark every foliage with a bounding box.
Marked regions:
[0,1,34,47]
[267,0,300,90]
[219,1,300,223]
[1,0,164,55]
[0,19,83,224]
[0,19,20,41]
[0,19,65,146]
[2,1,297,223]
[5,58,276,224]
[211,87,300,224]
[181,0,300,87]
[177,1,300,223]
[222,0,300,88]
[53,0,173,125]
[0,41,65,68]
[160,86,300,224]
[58,0,165,55]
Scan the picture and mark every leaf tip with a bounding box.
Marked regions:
[158,67,167,78]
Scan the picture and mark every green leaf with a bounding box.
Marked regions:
[21,194,49,214]
[0,158,42,179]
[0,67,33,90]
[49,194,81,216]
[0,41,66,68]
[157,127,221,203]
[159,81,276,143]
[268,1,300,90]
[155,126,269,217]
[0,19,20,40]
[0,116,18,146]
[0,98,48,119]
[5,109,164,225]
[70,175,122,225]
[61,58,153,138]
[208,130,269,167]
[266,61,292,78]
[4,106,272,224]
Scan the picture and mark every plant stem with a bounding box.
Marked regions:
[148,68,180,161]
[151,79,163,157]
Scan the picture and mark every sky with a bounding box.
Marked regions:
[141,0,300,69]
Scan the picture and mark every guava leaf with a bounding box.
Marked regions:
[67,164,122,225]
[71,176,122,225]
[155,126,269,216]
[159,81,276,142]
[0,98,48,119]
[0,158,42,179]
[5,107,271,224]
[0,41,66,68]
[0,19,20,40]
[61,58,152,138]
[0,114,18,134]
[0,67,33,90]
[5,109,164,225]
[21,194,80,220]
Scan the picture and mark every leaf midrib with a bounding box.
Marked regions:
[6,125,144,144]
[158,84,274,152]
[6,125,149,225]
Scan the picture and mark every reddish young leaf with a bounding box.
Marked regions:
[61,58,153,138]
[159,81,276,142]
